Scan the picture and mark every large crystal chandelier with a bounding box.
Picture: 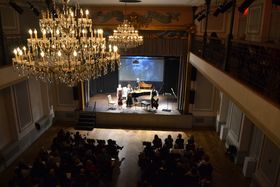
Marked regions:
[12,0,120,87]
[108,19,143,50]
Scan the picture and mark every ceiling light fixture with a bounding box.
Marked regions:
[108,3,143,50]
[12,0,120,87]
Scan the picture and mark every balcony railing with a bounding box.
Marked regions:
[191,36,225,69]
[191,35,280,106]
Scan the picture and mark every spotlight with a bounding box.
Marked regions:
[213,5,223,17]
[194,9,206,20]
[197,12,207,21]
[238,0,254,13]
[213,0,234,17]
[9,1,23,15]
[220,0,234,13]
[27,1,40,17]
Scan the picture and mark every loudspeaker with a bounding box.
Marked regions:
[238,0,254,13]
[191,68,197,81]
[272,0,280,6]
[35,122,41,130]
[189,90,195,104]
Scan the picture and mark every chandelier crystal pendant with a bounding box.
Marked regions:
[12,0,120,87]
[108,19,143,50]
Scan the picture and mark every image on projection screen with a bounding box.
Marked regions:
[119,56,164,82]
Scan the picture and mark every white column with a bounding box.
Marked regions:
[236,115,254,165]
[216,91,229,133]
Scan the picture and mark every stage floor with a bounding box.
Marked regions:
[89,93,180,115]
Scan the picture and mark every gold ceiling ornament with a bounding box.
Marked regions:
[12,0,120,87]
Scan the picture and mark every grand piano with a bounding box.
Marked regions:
[138,81,153,89]
[130,89,153,98]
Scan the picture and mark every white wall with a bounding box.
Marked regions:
[249,126,264,159]
[28,78,43,122]
[226,102,243,145]
[0,78,53,170]
[51,84,78,121]
[254,137,280,187]
[190,71,219,127]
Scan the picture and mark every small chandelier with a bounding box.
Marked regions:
[12,0,120,87]
[108,19,143,50]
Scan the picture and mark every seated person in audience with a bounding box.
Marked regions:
[74,131,83,145]
[143,142,154,158]
[198,155,213,184]
[164,135,173,149]
[106,139,123,159]
[186,135,195,151]
[151,88,159,109]
[152,134,162,149]
[184,167,200,187]
[175,134,184,149]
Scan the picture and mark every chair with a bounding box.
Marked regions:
[107,95,116,110]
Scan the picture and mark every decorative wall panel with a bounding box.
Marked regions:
[268,10,280,42]
[57,85,75,106]
[247,5,262,34]
[202,13,226,33]
[193,72,215,111]
[13,80,32,131]
[229,103,243,140]
[28,78,43,122]
[259,137,280,185]
[0,6,20,35]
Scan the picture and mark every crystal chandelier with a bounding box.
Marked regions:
[12,0,120,87]
[108,19,143,50]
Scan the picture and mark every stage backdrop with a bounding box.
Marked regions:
[89,56,179,96]
[119,56,164,90]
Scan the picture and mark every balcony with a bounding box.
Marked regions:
[191,36,280,106]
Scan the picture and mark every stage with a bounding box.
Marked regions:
[84,93,193,129]
[89,93,180,115]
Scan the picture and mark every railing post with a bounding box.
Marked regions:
[202,0,211,57]
[183,33,193,114]
[223,0,236,71]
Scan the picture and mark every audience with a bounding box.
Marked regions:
[152,134,162,149]
[186,135,196,151]
[164,135,173,149]
[9,129,124,187]
[175,134,184,149]
[138,134,213,187]
[9,131,213,187]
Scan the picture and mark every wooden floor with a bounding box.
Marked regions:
[0,124,251,187]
